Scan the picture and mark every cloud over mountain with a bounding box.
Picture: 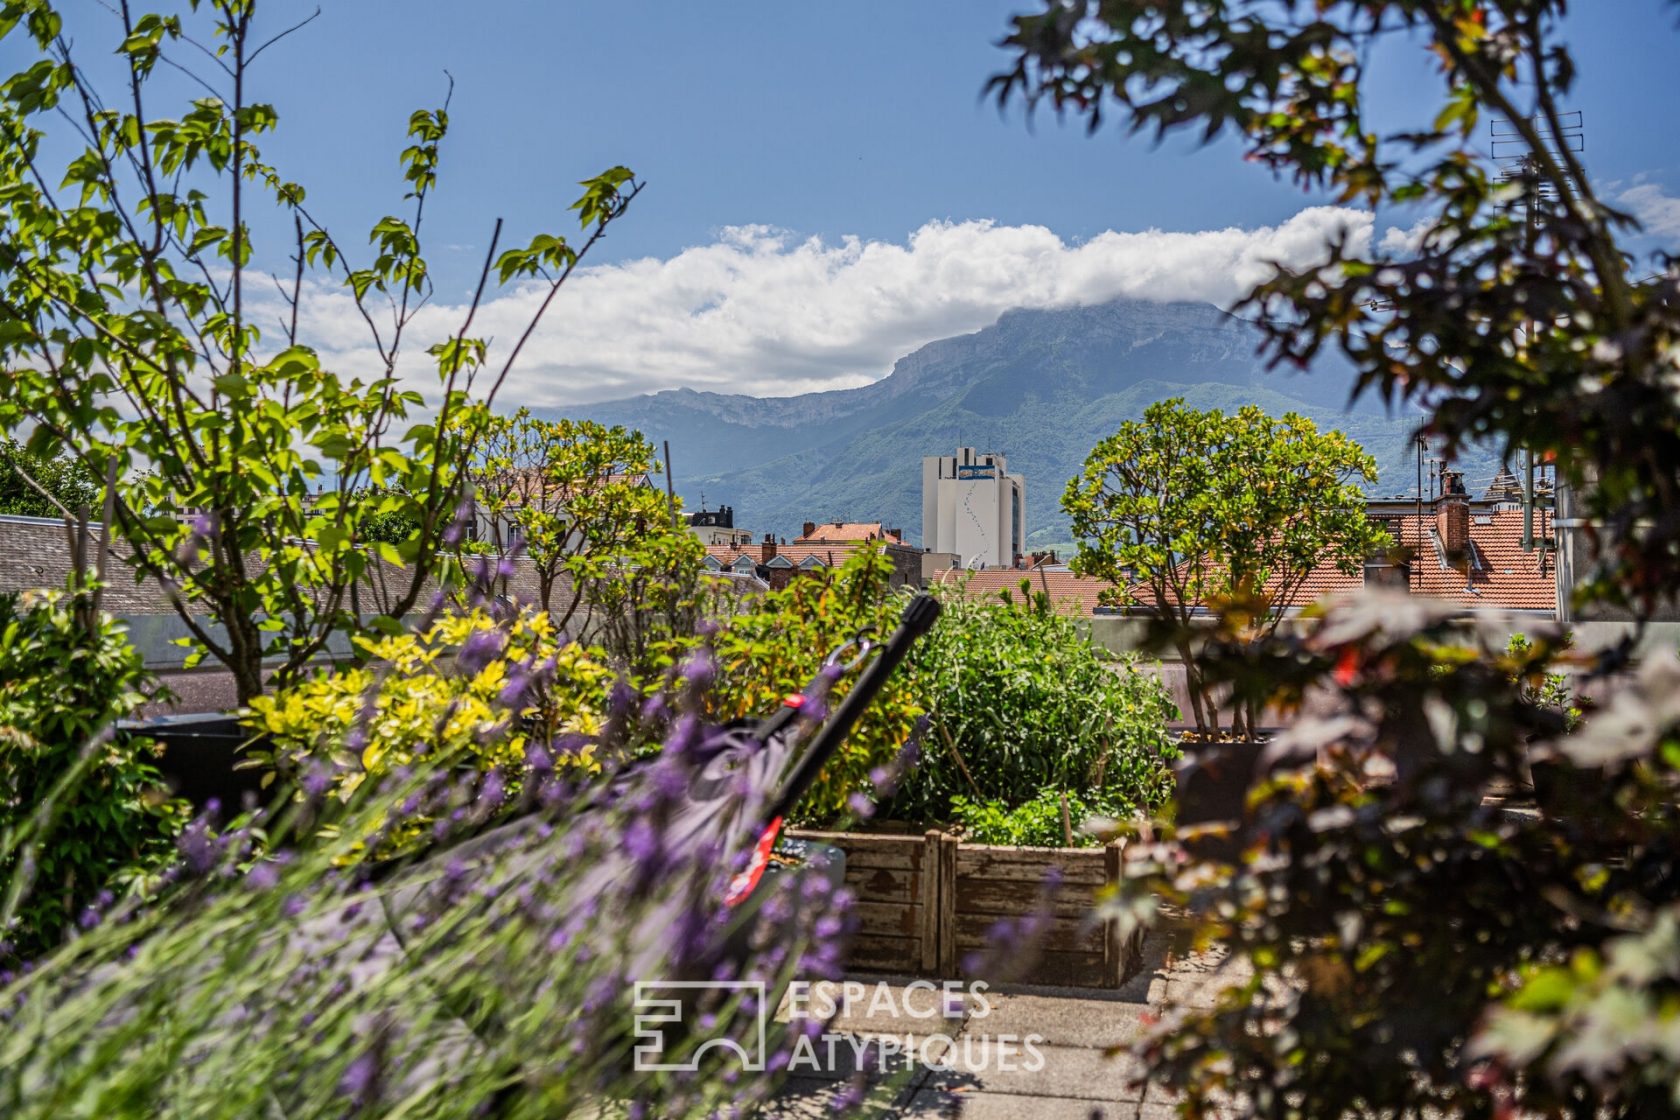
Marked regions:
[1619,180,1680,241]
[291,207,1372,408]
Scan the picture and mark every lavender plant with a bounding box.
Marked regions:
[0,604,863,1118]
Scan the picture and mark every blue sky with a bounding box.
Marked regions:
[22,1,1680,404]
[248,1,1680,283]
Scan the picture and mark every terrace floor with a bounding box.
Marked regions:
[766,933,1237,1118]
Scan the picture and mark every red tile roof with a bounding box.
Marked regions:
[1134,508,1556,613]
[796,521,904,544]
[933,567,1111,615]
[706,538,917,569]
[931,509,1555,616]
[1385,508,1555,611]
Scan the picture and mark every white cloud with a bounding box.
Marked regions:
[1379,216,1433,256]
[1618,181,1680,241]
[282,206,1372,407]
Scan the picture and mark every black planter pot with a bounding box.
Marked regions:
[118,713,271,814]
[1173,739,1271,863]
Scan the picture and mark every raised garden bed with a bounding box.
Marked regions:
[786,828,1143,989]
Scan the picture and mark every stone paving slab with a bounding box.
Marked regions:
[919,1038,1148,1103]
[758,935,1239,1117]
[972,990,1151,1051]
[767,1075,917,1117]
[900,1087,1144,1119]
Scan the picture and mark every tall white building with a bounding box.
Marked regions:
[921,447,1025,569]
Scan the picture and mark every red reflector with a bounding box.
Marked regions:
[782,694,807,709]
[724,816,784,907]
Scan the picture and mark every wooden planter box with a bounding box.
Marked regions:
[787,829,1143,989]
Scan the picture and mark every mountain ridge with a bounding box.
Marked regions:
[556,298,1459,550]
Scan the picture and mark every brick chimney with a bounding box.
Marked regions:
[1436,471,1471,558]
[760,532,777,563]
[801,521,816,540]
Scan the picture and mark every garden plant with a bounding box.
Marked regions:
[0,624,867,1117]
[0,0,640,703]
[458,409,702,648]
[995,1,1680,1115]
[0,584,186,964]
[1064,398,1386,739]
[890,578,1180,842]
[706,546,923,824]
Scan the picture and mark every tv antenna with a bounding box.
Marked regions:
[1490,110,1581,560]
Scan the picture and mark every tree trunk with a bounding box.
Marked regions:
[1176,633,1218,739]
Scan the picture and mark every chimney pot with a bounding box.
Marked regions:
[802,521,816,540]
[1435,472,1471,558]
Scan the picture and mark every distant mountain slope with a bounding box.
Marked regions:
[559,298,1472,550]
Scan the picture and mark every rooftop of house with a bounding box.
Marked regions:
[932,503,1556,617]
[705,540,853,569]
[795,521,907,545]
[1295,506,1555,612]
[933,566,1110,615]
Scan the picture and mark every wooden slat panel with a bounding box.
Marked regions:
[788,830,928,854]
[1103,838,1126,988]
[846,934,924,973]
[919,831,941,973]
[838,848,922,873]
[954,945,1107,987]
[954,879,1099,920]
[954,913,1103,955]
[936,832,958,976]
[844,866,920,904]
[954,846,1107,886]
[853,900,921,938]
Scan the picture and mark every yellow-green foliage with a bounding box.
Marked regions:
[706,547,921,824]
[245,609,612,802]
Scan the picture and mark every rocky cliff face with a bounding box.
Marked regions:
[559,298,1455,548]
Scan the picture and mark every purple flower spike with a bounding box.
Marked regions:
[300,761,334,800]
[683,649,716,694]
[246,861,281,891]
[499,668,532,709]
[338,1048,383,1108]
[457,628,505,675]
[525,741,553,773]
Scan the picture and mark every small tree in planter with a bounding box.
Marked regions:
[464,410,699,642]
[1063,398,1385,738]
[0,1,640,703]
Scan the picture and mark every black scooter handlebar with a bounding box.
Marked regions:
[761,594,941,825]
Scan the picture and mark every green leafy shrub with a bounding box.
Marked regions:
[1509,632,1581,731]
[0,438,100,519]
[0,587,185,961]
[244,609,611,819]
[706,547,922,824]
[889,580,1179,827]
[950,788,1131,848]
